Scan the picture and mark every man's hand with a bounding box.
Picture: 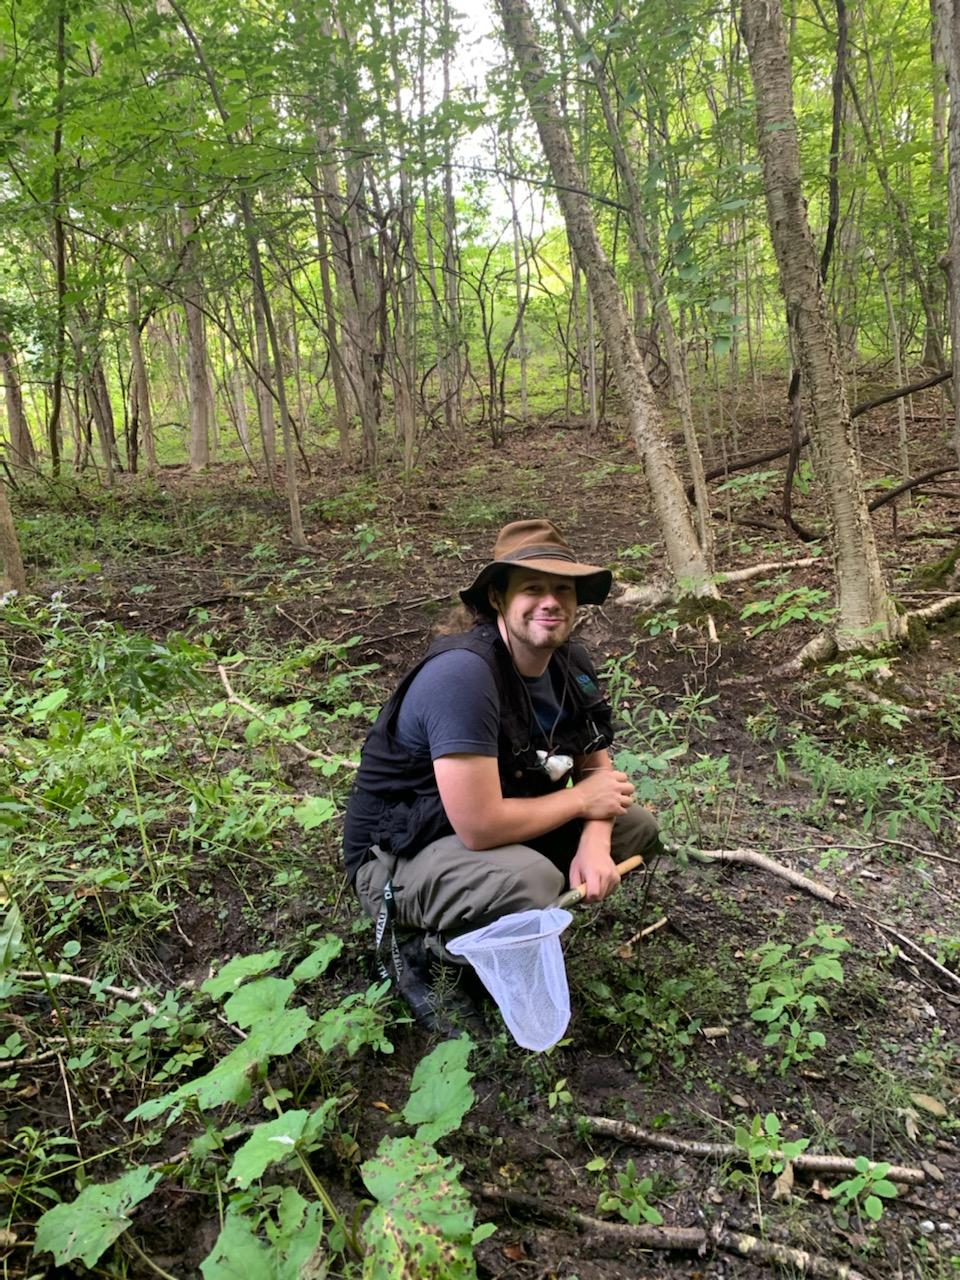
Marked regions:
[574,767,634,820]
[569,843,620,902]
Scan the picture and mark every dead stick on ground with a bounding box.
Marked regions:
[618,915,668,954]
[690,847,841,904]
[867,917,960,991]
[581,1116,926,1185]
[712,1225,868,1280]
[479,1186,867,1277]
[216,664,356,767]
[478,1185,705,1250]
[16,971,158,1017]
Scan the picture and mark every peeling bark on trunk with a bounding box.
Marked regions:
[495,0,717,596]
[741,0,903,648]
[556,0,713,559]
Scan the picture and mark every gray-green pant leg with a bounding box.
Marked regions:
[354,803,660,948]
[610,803,660,862]
[355,835,564,941]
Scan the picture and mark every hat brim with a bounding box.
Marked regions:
[460,557,612,610]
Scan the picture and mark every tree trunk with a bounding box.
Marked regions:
[0,475,26,594]
[1,333,35,468]
[935,0,960,468]
[125,258,156,473]
[180,208,211,471]
[740,0,903,648]
[556,0,713,557]
[495,0,717,597]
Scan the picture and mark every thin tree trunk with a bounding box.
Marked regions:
[48,0,66,477]
[125,258,156,473]
[0,476,26,594]
[741,0,903,648]
[180,208,211,471]
[557,0,713,557]
[309,157,352,465]
[1,333,35,468]
[495,0,717,597]
[935,0,960,468]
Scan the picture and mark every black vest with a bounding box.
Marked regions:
[342,623,614,882]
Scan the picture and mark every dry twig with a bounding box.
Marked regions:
[690,847,841,904]
[581,1116,926,1185]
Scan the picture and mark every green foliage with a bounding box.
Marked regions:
[401,1036,475,1143]
[361,1137,494,1278]
[594,1158,664,1226]
[740,586,834,636]
[791,734,953,836]
[34,1166,162,1268]
[584,973,701,1070]
[831,1156,899,1223]
[200,1189,326,1280]
[747,925,849,1073]
[227,1103,338,1189]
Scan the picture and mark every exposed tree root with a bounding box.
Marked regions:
[479,1184,870,1277]
[689,847,842,904]
[580,1117,927,1186]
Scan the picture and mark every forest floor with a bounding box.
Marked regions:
[3,376,960,1279]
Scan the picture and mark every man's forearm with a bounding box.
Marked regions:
[456,787,588,851]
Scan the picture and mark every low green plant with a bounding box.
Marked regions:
[740,585,834,636]
[593,1157,664,1226]
[791,734,952,836]
[831,1155,899,1224]
[730,1113,810,1233]
[32,948,493,1278]
[746,924,849,1073]
[584,974,701,1070]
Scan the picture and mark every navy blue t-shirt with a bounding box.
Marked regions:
[395,649,567,760]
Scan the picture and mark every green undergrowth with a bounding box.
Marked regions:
[3,512,959,1277]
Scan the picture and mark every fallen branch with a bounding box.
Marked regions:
[479,1185,869,1277]
[617,916,668,957]
[713,1224,868,1280]
[16,971,158,1016]
[867,465,959,512]
[868,918,960,991]
[216,664,357,767]
[478,1185,705,1250]
[851,369,952,418]
[689,847,841,905]
[580,1117,926,1185]
[909,594,960,624]
[719,557,820,584]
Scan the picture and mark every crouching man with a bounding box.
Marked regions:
[342,518,660,1030]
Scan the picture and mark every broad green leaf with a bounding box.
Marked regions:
[223,976,295,1029]
[201,1193,324,1280]
[0,902,23,972]
[127,1007,312,1122]
[402,1037,475,1144]
[361,1136,487,1278]
[34,1166,161,1267]
[202,951,284,1000]
[293,796,336,830]
[227,1100,337,1188]
[290,936,343,982]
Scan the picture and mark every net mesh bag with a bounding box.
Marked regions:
[447,908,573,1051]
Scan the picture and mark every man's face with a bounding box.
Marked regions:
[494,569,578,659]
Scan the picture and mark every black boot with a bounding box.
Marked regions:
[391,934,488,1039]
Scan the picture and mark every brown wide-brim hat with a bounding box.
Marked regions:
[460,519,612,610]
